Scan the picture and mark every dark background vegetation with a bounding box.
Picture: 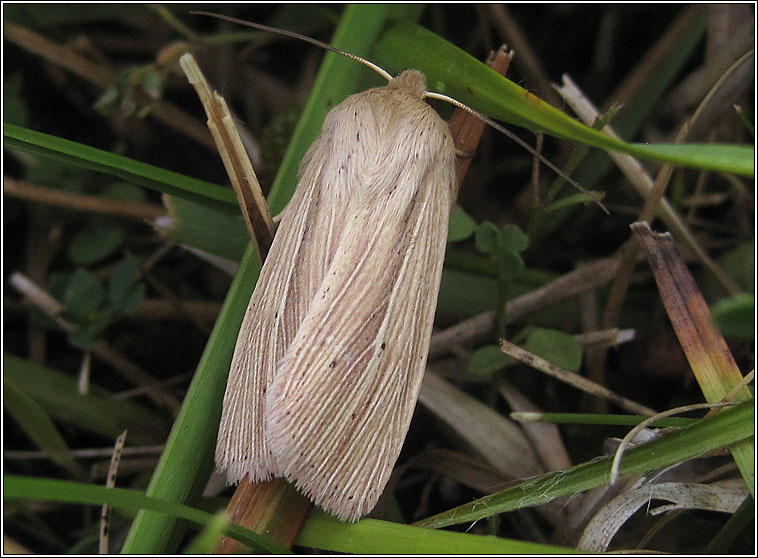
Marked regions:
[3,3,754,553]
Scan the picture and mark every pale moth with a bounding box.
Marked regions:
[208,15,578,523]
[204,16,463,523]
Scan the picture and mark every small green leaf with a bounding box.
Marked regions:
[524,328,582,372]
[24,161,92,227]
[25,160,89,197]
[94,85,121,115]
[141,68,166,100]
[448,204,477,242]
[47,272,69,304]
[468,344,514,375]
[474,221,499,255]
[68,317,111,350]
[500,224,529,252]
[118,283,146,315]
[63,269,105,318]
[109,254,143,312]
[68,224,124,265]
[712,294,754,340]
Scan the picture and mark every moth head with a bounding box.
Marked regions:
[388,70,427,98]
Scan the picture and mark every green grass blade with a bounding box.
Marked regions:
[296,510,579,554]
[512,411,695,428]
[626,142,753,177]
[160,195,249,261]
[3,476,287,554]
[183,512,234,554]
[4,123,238,211]
[3,353,168,445]
[4,376,89,481]
[705,495,754,553]
[372,21,753,177]
[416,399,754,529]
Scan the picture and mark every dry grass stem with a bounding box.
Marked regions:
[430,256,620,356]
[214,477,311,553]
[133,298,222,322]
[180,53,275,261]
[448,45,513,187]
[99,430,128,553]
[4,178,168,220]
[499,338,657,416]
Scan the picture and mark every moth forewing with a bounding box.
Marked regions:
[216,136,353,482]
[215,177,311,483]
[263,70,457,521]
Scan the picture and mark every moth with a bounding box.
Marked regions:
[208,19,458,521]
[207,14,595,523]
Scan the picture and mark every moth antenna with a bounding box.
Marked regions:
[426,91,609,215]
[193,11,606,214]
[190,11,394,82]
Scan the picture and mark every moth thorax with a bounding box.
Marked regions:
[388,69,427,98]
